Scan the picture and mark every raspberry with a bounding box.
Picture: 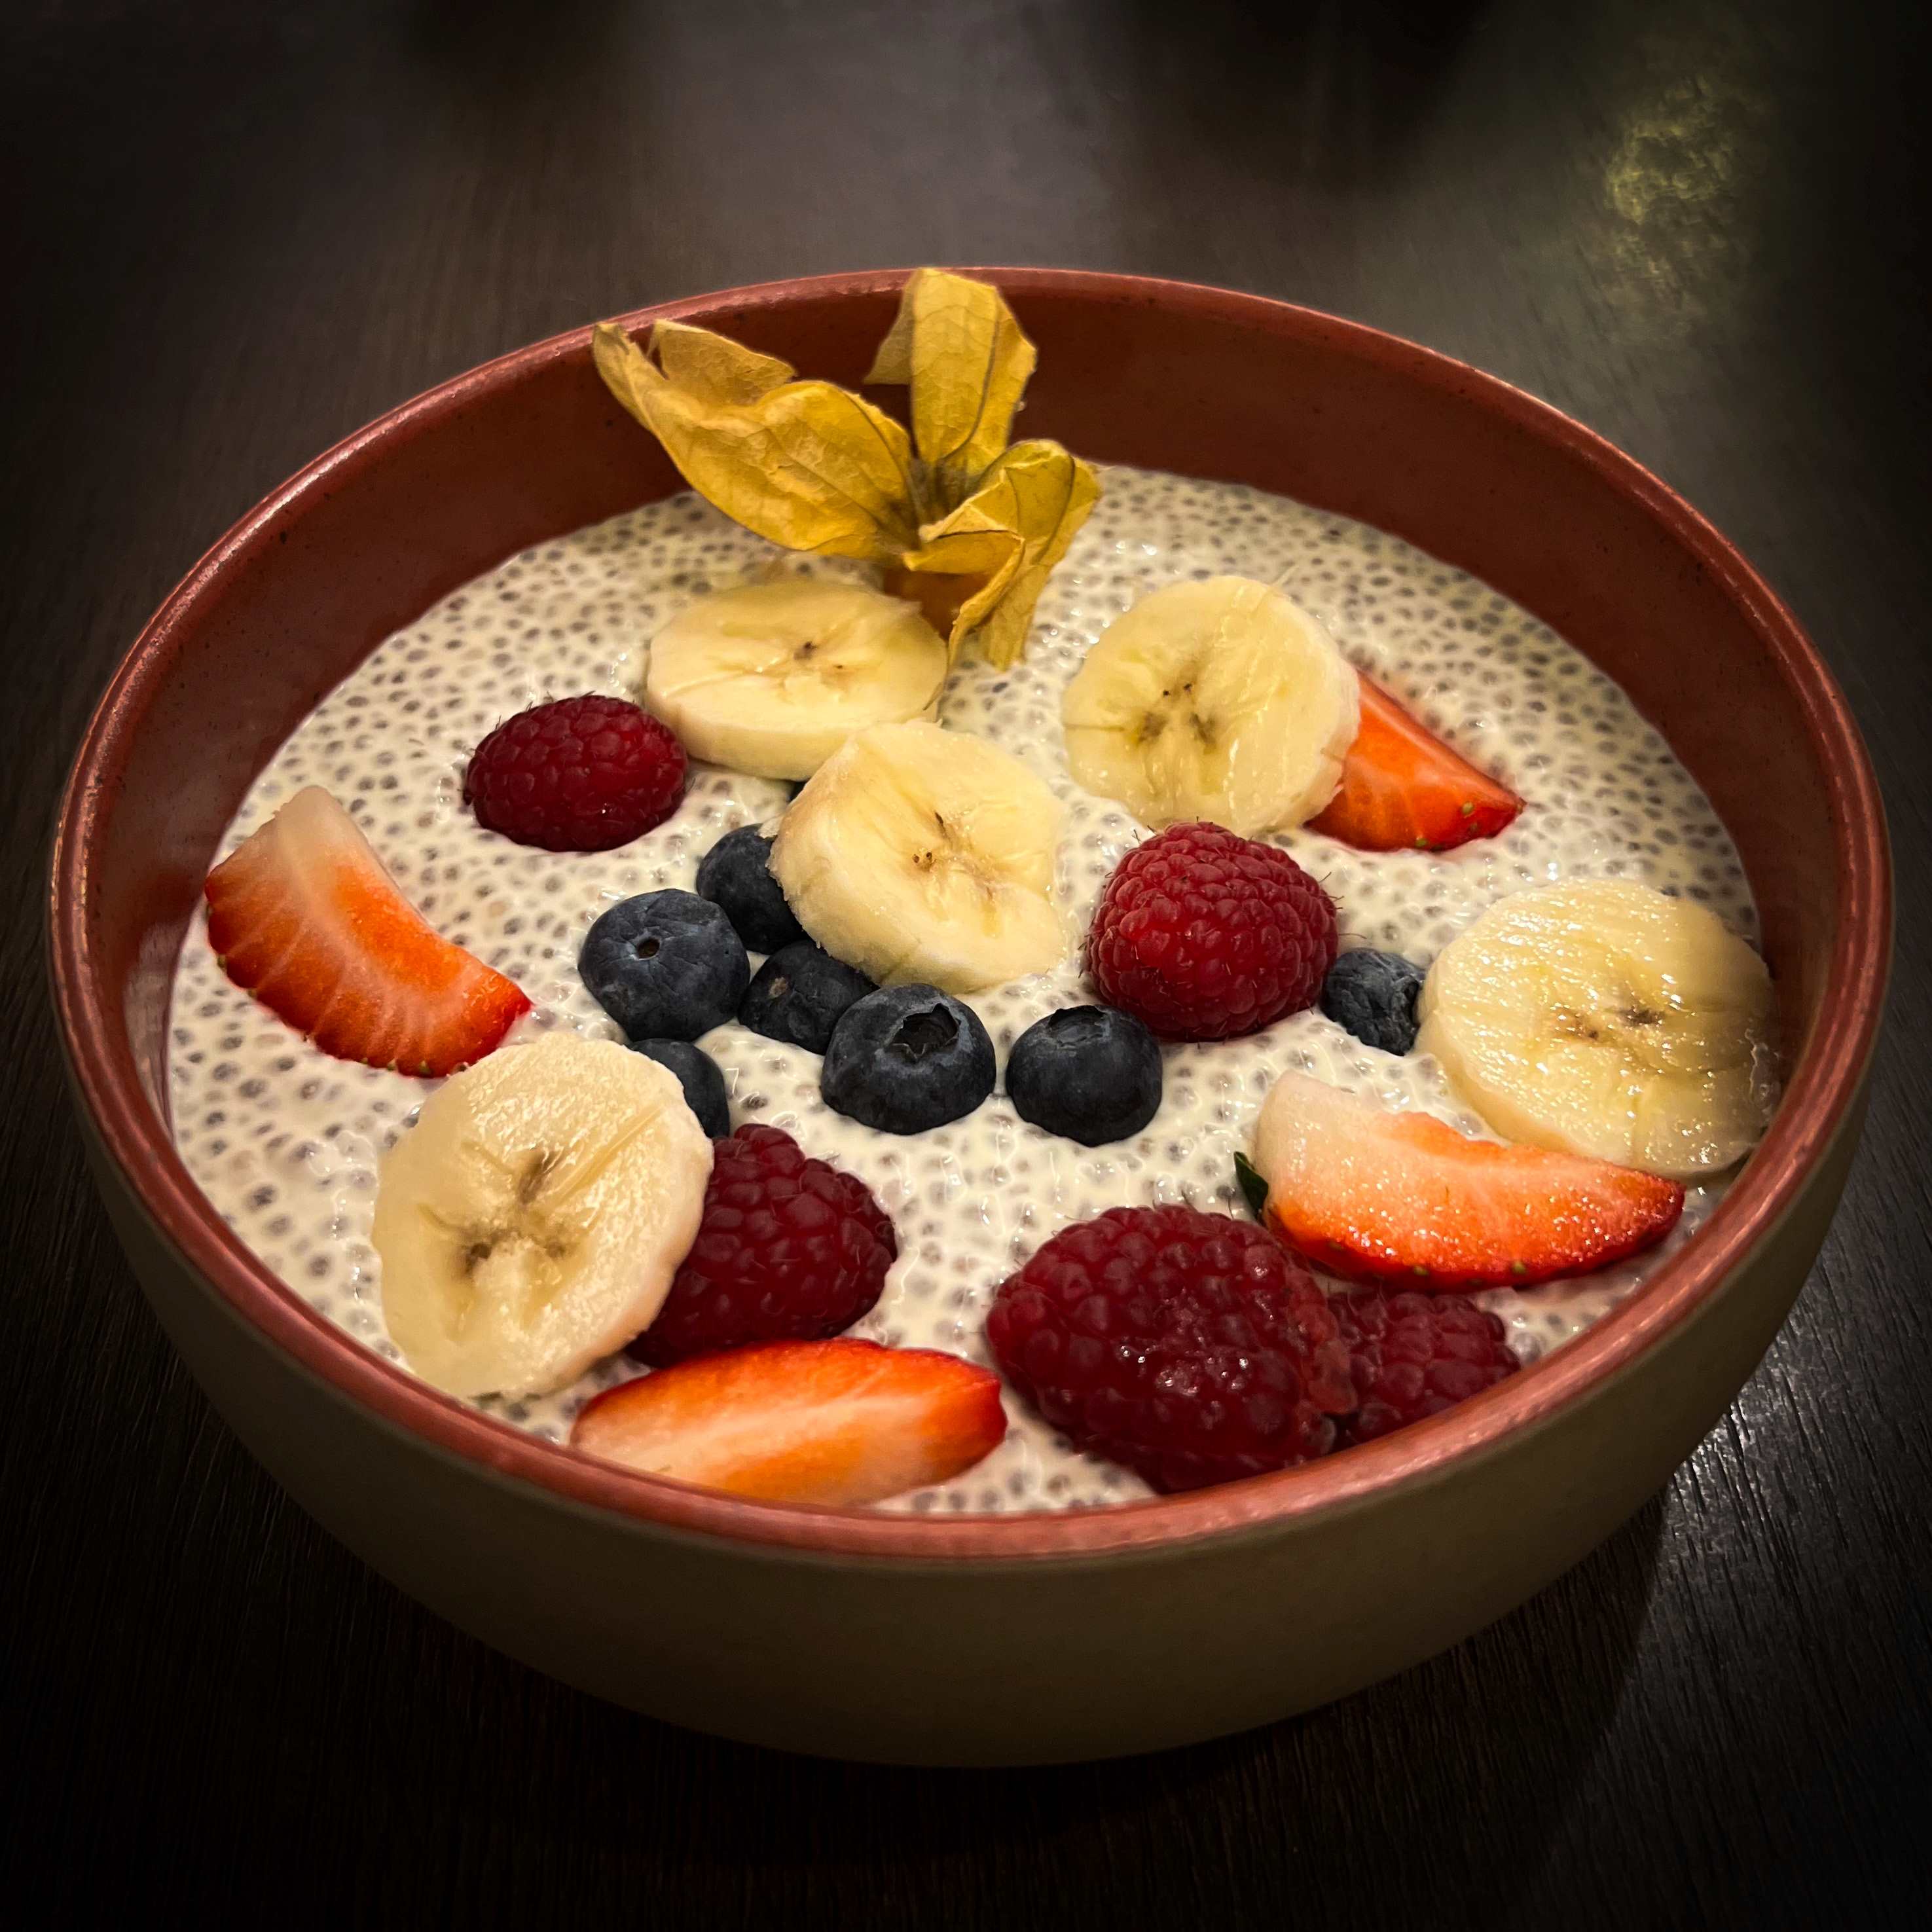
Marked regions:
[629,1125,897,1367]
[1085,823,1336,1040]
[1329,1288,1520,1448]
[465,695,686,852]
[986,1206,1356,1493]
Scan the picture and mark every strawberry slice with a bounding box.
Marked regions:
[1252,1071,1683,1289]
[571,1338,1007,1506]
[204,786,530,1077]
[1310,676,1521,852]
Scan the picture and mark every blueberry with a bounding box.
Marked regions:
[1005,1006,1162,1146]
[1319,948,1426,1054]
[822,984,995,1135]
[579,890,748,1041]
[695,825,805,953]
[739,941,875,1053]
[630,1038,731,1139]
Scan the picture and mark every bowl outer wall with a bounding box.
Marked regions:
[49,270,1891,1755]
[72,1062,1866,1762]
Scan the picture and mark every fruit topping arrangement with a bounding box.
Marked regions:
[464,694,687,852]
[572,1339,1006,1508]
[739,941,876,1053]
[192,268,1781,1511]
[1328,1290,1521,1448]
[1086,822,1336,1040]
[646,581,947,779]
[205,786,530,1078]
[1251,1070,1686,1288]
[591,266,1098,666]
[1416,878,1776,1178]
[1310,675,1522,852]
[1063,576,1360,837]
[695,824,807,951]
[371,1032,710,1398]
[987,1205,1358,1493]
[772,720,1066,994]
[579,890,750,1042]
[630,1038,732,1140]
[1319,948,1426,1055]
[627,1124,897,1367]
[821,984,996,1134]
[1004,1006,1163,1147]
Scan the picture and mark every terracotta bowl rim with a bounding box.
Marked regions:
[48,266,1892,1563]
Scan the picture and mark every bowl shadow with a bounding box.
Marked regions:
[318,1495,1663,1920]
[363,1499,1661,1922]
[559,1503,1663,1919]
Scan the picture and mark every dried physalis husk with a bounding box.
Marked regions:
[591,319,919,562]
[592,269,1099,666]
[864,266,1037,513]
[897,441,1101,669]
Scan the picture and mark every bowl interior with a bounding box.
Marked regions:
[52,268,1888,1557]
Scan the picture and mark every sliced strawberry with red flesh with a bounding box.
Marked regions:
[204,786,530,1077]
[1309,676,1521,852]
[570,1338,1007,1506]
[1252,1071,1683,1290]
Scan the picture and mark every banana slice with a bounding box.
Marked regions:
[1061,576,1359,836]
[644,580,949,780]
[373,1031,712,1397]
[771,720,1066,994]
[1417,879,1777,1180]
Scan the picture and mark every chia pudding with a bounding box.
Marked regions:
[167,464,1759,1513]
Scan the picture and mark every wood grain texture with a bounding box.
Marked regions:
[3,0,1926,1923]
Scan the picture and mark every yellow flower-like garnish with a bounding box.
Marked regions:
[591,268,1099,668]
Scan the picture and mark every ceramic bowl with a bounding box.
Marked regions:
[49,270,1890,1764]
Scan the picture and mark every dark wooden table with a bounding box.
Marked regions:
[5,1,1927,1923]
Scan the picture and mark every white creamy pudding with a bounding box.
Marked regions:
[167,465,1759,1513]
